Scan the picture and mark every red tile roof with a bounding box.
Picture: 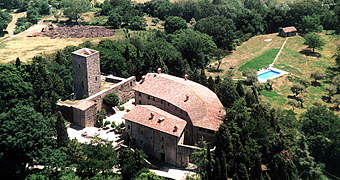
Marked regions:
[75,99,96,111]
[123,105,187,137]
[283,26,297,33]
[133,73,225,131]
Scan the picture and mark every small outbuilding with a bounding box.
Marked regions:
[279,26,297,37]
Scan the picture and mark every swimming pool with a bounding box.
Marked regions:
[257,68,288,82]
[258,70,280,80]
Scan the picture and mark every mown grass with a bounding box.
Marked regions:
[238,48,280,71]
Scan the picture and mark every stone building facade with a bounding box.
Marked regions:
[123,70,225,167]
[72,48,101,99]
[279,26,297,37]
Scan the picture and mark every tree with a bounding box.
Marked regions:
[107,12,122,29]
[324,84,336,98]
[216,77,240,108]
[242,68,258,85]
[332,94,340,109]
[129,16,147,30]
[213,48,230,71]
[296,92,308,108]
[164,16,188,34]
[195,16,236,50]
[300,77,311,88]
[55,111,69,147]
[96,109,107,127]
[301,15,323,34]
[304,32,326,53]
[287,99,300,110]
[62,0,91,23]
[78,136,118,176]
[119,148,148,180]
[267,79,274,90]
[15,57,21,67]
[310,70,324,84]
[332,75,340,93]
[171,29,216,70]
[0,105,57,178]
[291,83,305,96]
[103,92,120,107]
[0,11,12,32]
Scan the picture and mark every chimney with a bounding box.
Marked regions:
[173,126,178,132]
[185,95,189,102]
[141,76,146,83]
[184,74,189,80]
[157,68,161,74]
[150,113,154,119]
[158,117,165,123]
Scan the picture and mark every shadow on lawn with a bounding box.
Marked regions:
[299,49,321,57]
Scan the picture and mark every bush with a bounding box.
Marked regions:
[111,121,117,129]
[104,120,111,126]
[117,106,124,111]
[103,92,119,107]
[96,109,107,128]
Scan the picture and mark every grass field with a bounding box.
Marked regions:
[238,48,280,71]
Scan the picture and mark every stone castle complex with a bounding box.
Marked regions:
[59,48,225,168]
[123,70,225,167]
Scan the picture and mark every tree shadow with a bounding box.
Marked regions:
[322,95,331,103]
[299,49,321,57]
[207,68,224,73]
[329,106,339,111]
[0,31,8,38]
[287,95,296,99]
[311,81,321,87]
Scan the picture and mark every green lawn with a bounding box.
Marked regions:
[238,48,280,71]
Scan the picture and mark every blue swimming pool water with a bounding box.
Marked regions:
[258,70,280,80]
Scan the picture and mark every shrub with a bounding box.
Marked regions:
[103,92,119,107]
[104,120,111,126]
[111,121,117,129]
[96,109,107,127]
[117,106,125,111]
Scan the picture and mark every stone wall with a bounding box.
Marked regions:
[126,119,189,167]
[73,103,97,127]
[87,76,136,111]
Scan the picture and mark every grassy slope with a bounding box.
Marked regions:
[238,48,280,71]
[260,34,338,115]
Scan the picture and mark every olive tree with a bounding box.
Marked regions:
[103,92,120,107]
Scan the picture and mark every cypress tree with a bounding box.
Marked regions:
[15,57,21,67]
[215,75,221,85]
[55,111,69,147]
[207,76,216,92]
[214,158,222,180]
[200,69,208,86]
[238,163,249,180]
[206,145,213,180]
[236,80,245,97]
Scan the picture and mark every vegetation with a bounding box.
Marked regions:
[0,11,12,32]
[103,92,120,107]
[304,32,326,53]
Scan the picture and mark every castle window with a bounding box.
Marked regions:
[130,82,132,86]
[162,145,164,149]
[153,97,155,101]
[148,95,150,100]
[175,107,177,111]
[81,81,84,87]
[162,137,164,140]
[139,100,142,104]
[95,77,97,81]
[161,100,163,104]
[180,109,183,114]
[128,125,130,129]
[151,137,152,139]
[138,92,141,96]
[78,64,80,68]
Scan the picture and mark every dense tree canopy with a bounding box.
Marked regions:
[0,11,12,32]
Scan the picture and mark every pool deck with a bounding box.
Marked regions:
[257,67,289,83]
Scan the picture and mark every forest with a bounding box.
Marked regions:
[1,0,340,179]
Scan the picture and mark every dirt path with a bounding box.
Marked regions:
[6,11,26,36]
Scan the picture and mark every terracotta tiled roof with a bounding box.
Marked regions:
[283,26,297,33]
[133,73,225,131]
[123,105,187,137]
[75,99,96,111]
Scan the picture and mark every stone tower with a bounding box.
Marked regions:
[72,48,101,100]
